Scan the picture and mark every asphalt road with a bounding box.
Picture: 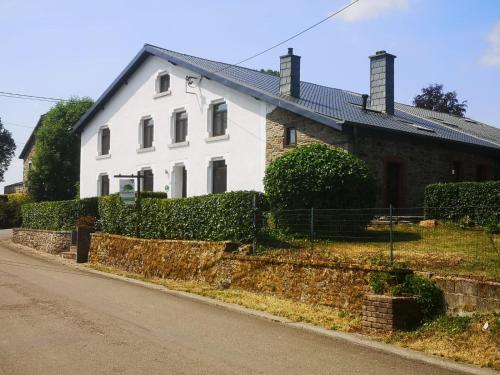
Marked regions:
[0,230,463,375]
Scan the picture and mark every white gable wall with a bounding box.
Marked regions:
[79,56,269,198]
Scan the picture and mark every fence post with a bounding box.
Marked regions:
[310,207,314,252]
[252,194,257,255]
[389,204,394,264]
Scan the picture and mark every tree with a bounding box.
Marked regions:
[260,69,280,77]
[27,97,93,201]
[0,118,16,182]
[413,84,467,117]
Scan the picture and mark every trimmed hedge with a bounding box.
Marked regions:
[424,181,500,225]
[21,197,98,231]
[0,193,31,228]
[99,191,267,243]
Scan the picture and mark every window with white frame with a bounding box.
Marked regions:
[210,159,227,194]
[156,72,170,94]
[139,168,154,192]
[141,117,154,149]
[98,174,110,196]
[211,101,227,137]
[174,111,188,143]
[99,127,110,155]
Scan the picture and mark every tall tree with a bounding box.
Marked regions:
[260,69,280,77]
[27,97,93,201]
[413,84,467,117]
[0,118,16,182]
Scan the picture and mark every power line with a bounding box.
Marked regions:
[2,121,35,129]
[212,0,361,74]
[0,91,68,103]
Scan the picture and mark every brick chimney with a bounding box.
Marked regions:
[280,48,301,98]
[369,51,396,114]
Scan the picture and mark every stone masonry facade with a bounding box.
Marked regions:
[266,107,499,207]
[21,145,35,192]
[13,228,72,254]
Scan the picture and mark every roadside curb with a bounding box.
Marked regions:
[2,239,498,375]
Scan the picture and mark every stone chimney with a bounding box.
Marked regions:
[280,48,301,98]
[369,50,396,114]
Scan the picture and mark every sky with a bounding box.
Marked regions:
[1,0,499,191]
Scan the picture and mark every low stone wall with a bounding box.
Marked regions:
[89,233,397,313]
[431,275,500,315]
[12,228,72,254]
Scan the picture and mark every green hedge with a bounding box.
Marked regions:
[0,193,31,228]
[99,191,267,243]
[21,197,98,231]
[424,181,500,225]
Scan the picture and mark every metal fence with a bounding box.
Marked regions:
[253,206,499,278]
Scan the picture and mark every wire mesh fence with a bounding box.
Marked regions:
[253,206,499,278]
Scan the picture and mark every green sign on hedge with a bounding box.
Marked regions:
[119,179,136,206]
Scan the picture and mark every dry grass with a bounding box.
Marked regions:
[258,223,500,279]
[88,263,500,370]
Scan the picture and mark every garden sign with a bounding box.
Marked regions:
[119,179,136,206]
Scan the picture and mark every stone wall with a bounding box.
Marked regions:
[265,107,499,207]
[12,228,72,254]
[431,275,500,315]
[90,233,395,313]
[354,129,498,207]
[266,107,351,164]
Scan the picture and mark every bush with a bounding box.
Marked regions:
[392,274,444,322]
[137,191,168,199]
[99,191,267,242]
[264,144,375,234]
[424,181,500,226]
[21,197,98,231]
[0,193,31,228]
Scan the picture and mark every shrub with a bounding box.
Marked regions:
[99,191,267,243]
[0,193,31,228]
[21,197,98,231]
[424,181,500,226]
[137,191,168,199]
[264,144,375,234]
[392,274,444,321]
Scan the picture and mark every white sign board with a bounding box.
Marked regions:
[119,179,135,206]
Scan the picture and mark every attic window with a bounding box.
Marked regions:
[397,119,414,125]
[413,125,435,133]
[429,116,459,128]
[156,72,171,95]
[464,119,478,124]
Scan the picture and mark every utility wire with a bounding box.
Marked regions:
[212,0,361,74]
[3,121,35,129]
[0,91,68,103]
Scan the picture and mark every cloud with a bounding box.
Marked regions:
[481,21,500,67]
[337,0,409,22]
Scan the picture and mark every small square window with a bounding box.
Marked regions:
[212,102,227,137]
[284,127,297,146]
[158,74,170,93]
[175,111,188,143]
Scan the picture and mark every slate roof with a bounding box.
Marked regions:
[74,44,500,151]
[19,115,45,160]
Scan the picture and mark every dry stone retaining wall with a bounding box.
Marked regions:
[12,228,72,254]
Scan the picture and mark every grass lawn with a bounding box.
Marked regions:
[89,264,500,370]
[257,222,500,279]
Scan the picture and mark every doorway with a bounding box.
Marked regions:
[385,162,403,207]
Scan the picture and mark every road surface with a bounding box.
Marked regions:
[0,230,463,374]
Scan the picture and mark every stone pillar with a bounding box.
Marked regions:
[279,48,301,98]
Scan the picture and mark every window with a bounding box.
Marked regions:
[142,118,154,148]
[174,111,188,143]
[28,161,32,171]
[452,161,462,182]
[212,160,227,194]
[99,174,109,196]
[158,73,170,93]
[212,102,227,137]
[100,128,110,155]
[284,127,297,147]
[140,169,154,192]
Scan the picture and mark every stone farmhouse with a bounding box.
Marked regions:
[18,115,45,192]
[73,44,500,207]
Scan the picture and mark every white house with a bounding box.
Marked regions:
[74,44,500,206]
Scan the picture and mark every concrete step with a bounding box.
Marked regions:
[60,250,77,260]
